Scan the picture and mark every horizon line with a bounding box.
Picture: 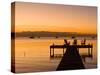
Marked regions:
[11,31,97,35]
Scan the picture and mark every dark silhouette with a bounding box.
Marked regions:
[29,36,35,38]
[73,39,77,45]
[49,39,93,70]
[56,46,85,70]
[15,31,97,38]
[64,39,70,45]
[71,36,75,39]
[81,38,86,45]
[11,32,15,39]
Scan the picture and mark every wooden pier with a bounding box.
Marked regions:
[50,44,93,58]
[56,46,85,70]
[49,39,93,70]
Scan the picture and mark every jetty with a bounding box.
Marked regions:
[50,44,93,58]
[49,39,93,70]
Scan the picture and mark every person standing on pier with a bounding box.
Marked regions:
[81,38,86,45]
[73,39,77,45]
[64,39,70,45]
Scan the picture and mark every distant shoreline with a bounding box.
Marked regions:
[11,31,97,39]
[14,36,97,41]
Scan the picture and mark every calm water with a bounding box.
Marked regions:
[14,37,97,73]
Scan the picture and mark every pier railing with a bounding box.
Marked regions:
[50,44,93,58]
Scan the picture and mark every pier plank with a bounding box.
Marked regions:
[56,46,85,70]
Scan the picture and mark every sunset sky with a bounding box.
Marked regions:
[13,2,97,34]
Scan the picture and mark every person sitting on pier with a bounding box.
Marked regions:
[73,39,77,45]
[81,38,86,45]
[64,39,70,45]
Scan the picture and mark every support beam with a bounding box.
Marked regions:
[52,48,54,57]
[91,48,93,56]
[50,48,51,57]
[63,48,64,55]
[88,48,90,55]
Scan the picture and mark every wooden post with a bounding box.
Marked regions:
[91,47,93,56]
[88,48,90,55]
[91,44,93,55]
[77,48,79,53]
[50,48,51,57]
[63,48,64,55]
[53,47,54,57]
[52,43,54,57]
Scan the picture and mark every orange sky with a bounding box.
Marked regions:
[13,2,97,34]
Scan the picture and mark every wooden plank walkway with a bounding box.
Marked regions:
[56,46,85,70]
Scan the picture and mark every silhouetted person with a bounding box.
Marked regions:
[64,39,70,45]
[67,41,70,45]
[73,39,77,45]
[64,39,67,44]
[81,38,86,45]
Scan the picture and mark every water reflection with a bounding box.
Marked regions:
[14,37,97,72]
[50,53,93,63]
